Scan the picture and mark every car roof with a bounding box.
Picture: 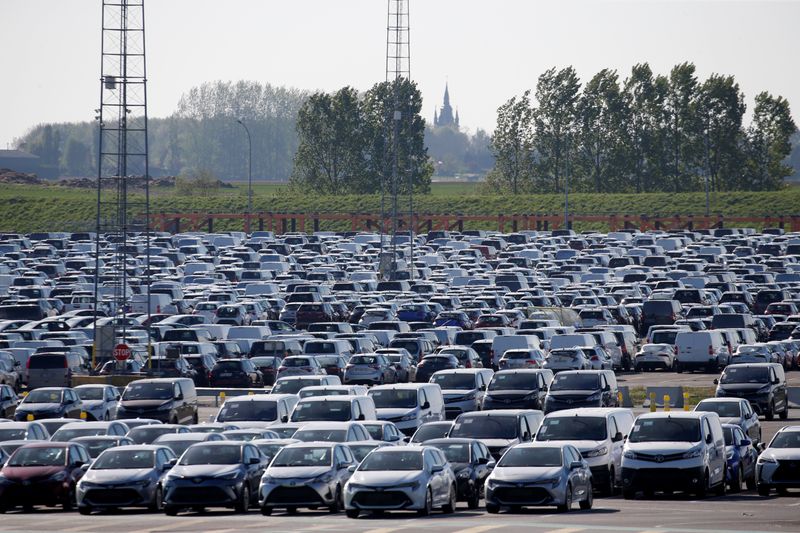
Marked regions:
[544,407,632,417]
[225,394,296,402]
[295,422,362,430]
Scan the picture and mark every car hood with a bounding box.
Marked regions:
[120,400,172,409]
[485,390,535,399]
[625,441,700,454]
[83,468,155,484]
[2,465,66,480]
[17,403,64,413]
[266,466,331,479]
[375,408,417,420]
[492,466,562,482]
[536,439,604,453]
[442,389,475,398]
[761,449,800,461]
[349,470,423,486]
[479,438,516,450]
[170,464,242,478]
[548,390,599,398]
[80,400,105,410]
[718,383,769,392]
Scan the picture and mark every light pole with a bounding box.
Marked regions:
[236,118,252,214]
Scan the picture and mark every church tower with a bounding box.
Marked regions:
[434,83,457,128]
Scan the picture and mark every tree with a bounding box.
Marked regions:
[290,87,368,195]
[488,90,535,193]
[744,92,797,190]
[533,67,581,193]
[663,62,702,192]
[623,63,667,192]
[61,137,91,176]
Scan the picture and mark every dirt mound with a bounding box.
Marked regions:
[56,176,186,189]
[0,168,44,185]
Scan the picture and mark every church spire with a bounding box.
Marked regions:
[444,82,450,107]
[436,82,456,128]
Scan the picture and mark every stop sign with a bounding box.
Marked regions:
[113,343,131,361]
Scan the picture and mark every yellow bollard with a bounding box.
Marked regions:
[664,395,670,412]
[80,411,88,420]
[683,392,690,411]
[219,391,226,406]
[617,391,623,406]
[649,392,657,412]
[248,391,254,396]
[26,413,34,421]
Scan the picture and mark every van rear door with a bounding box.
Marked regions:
[27,354,69,388]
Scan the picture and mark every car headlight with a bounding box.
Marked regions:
[757,385,772,394]
[584,446,608,458]
[313,472,335,484]
[261,475,277,485]
[586,392,602,402]
[457,469,471,479]
[535,477,560,487]
[758,454,777,464]
[623,450,636,459]
[346,482,365,490]
[461,391,477,401]
[485,478,497,489]
[682,448,703,459]
[48,471,68,482]
[395,481,421,490]
[156,403,172,411]
[400,414,416,421]
[726,449,734,460]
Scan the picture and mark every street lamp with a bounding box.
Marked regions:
[236,118,252,214]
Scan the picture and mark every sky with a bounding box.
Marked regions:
[1,0,798,148]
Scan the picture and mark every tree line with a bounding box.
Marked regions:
[488,63,797,194]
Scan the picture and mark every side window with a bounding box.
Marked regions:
[346,429,356,442]
[352,402,361,421]
[419,390,428,407]
[519,418,530,439]
[609,417,619,439]
[155,450,166,468]
[342,446,354,463]
[173,383,181,399]
[334,446,346,465]
[703,419,713,441]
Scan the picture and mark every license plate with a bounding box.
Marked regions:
[220,372,232,377]
[552,356,574,363]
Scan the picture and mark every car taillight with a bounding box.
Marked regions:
[64,358,69,368]
[207,371,213,380]
[526,360,537,366]
[465,361,472,368]
[708,345,714,355]
[674,345,678,354]
[591,355,599,361]
[278,366,286,372]
[26,358,31,369]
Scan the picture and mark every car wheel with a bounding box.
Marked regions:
[780,404,789,420]
[78,506,92,515]
[758,484,771,497]
[328,487,342,513]
[467,488,480,509]
[622,487,636,500]
[442,485,457,514]
[730,466,742,493]
[579,486,593,510]
[103,411,110,421]
[485,502,500,514]
[149,486,164,512]
[286,506,298,515]
[765,402,775,421]
[63,487,75,512]
[417,489,432,516]
[746,472,758,491]
[696,471,709,499]
[260,506,272,516]
[235,486,250,513]
[192,412,199,425]
[557,484,572,512]
[345,509,360,518]
[675,362,683,374]
[165,505,179,516]
[603,468,616,496]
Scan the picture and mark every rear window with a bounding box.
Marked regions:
[28,355,66,369]
[643,301,677,315]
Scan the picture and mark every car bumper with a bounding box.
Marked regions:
[544,399,601,414]
[164,480,242,507]
[13,410,63,421]
[622,465,706,492]
[443,398,480,420]
[482,396,541,411]
[116,409,171,423]
[758,460,800,487]
[343,371,383,385]
[345,485,425,511]
[0,479,72,507]
[260,480,337,508]
[486,481,566,507]
[78,482,156,508]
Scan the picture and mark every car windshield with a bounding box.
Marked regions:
[629,418,701,443]
[537,417,606,441]
[351,355,379,365]
[218,401,278,422]
[8,446,67,467]
[411,424,451,443]
[550,374,599,391]
[369,389,418,409]
[305,342,336,354]
[123,383,172,401]
[489,373,538,391]
[770,432,800,449]
[24,389,63,404]
[255,443,287,459]
[499,447,562,467]
[0,428,27,441]
[723,427,736,446]
[273,379,318,394]
[349,444,380,462]
[292,401,352,422]
[128,426,176,444]
[432,442,470,463]
[359,450,423,471]
[92,449,155,470]
[51,428,103,441]
[272,446,332,467]
[294,429,346,442]
[431,374,475,390]
[696,401,742,418]
[76,388,104,401]
[180,445,241,465]
[450,415,517,440]
[720,367,770,384]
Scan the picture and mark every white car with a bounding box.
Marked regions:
[74,384,120,421]
[633,343,676,371]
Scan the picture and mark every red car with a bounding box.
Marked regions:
[0,442,89,512]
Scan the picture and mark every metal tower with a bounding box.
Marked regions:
[92,0,151,365]
[383,0,412,280]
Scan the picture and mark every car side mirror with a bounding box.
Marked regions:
[758,443,767,452]
[477,457,489,465]
[612,432,623,443]
[281,415,288,423]
[603,385,611,392]
[570,461,582,470]
[480,385,487,391]
[773,378,780,385]
[740,439,752,447]
[174,393,183,401]
[487,460,496,470]
[713,378,719,385]
[347,465,357,473]
[705,434,713,444]
[431,465,444,474]
[421,401,430,410]
[249,457,261,465]
[357,414,365,421]
[80,463,91,472]
[522,432,531,442]
[73,460,86,468]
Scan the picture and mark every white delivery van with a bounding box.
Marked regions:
[368,383,445,436]
[491,335,541,367]
[550,333,598,351]
[290,395,377,423]
[674,331,729,372]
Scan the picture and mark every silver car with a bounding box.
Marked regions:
[484,442,593,513]
[76,445,177,514]
[756,425,800,496]
[544,348,591,372]
[259,441,357,514]
[694,398,762,444]
[74,385,120,421]
[344,446,457,517]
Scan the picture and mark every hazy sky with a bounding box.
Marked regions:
[1,0,798,148]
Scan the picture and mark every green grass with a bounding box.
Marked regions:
[627,386,716,409]
[1,182,799,233]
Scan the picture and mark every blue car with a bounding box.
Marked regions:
[723,423,757,492]
[398,304,435,323]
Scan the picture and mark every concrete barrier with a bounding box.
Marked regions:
[618,386,634,408]
[642,386,684,408]
[787,387,800,408]
[71,374,146,388]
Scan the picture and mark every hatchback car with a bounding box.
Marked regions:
[344,354,396,385]
[498,348,546,370]
[163,441,268,515]
[424,438,494,509]
[409,421,454,444]
[259,441,357,514]
[633,343,676,371]
[484,442,593,513]
[210,358,264,388]
[415,355,460,383]
[694,398,761,444]
[757,425,800,496]
[543,348,591,373]
[277,356,325,379]
[250,356,282,386]
[70,435,135,459]
[13,387,83,421]
[73,384,120,421]
[344,446,457,517]
[76,445,177,514]
[153,432,226,456]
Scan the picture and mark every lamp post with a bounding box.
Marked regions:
[236,118,252,215]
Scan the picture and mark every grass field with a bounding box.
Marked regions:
[1,181,799,233]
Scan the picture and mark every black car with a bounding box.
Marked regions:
[423,438,495,508]
[183,354,217,387]
[13,387,83,421]
[415,354,460,383]
[0,384,20,419]
[715,363,788,420]
[210,359,263,388]
[543,370,618,414]
[163,441,268,515]
[482,370,549,411]
[116,378,198,425]
[250,356,281,386]
[149,357,198,381]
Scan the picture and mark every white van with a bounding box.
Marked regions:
[290,395,377,423]
[674,331,729,372]
[214,393,299,428]
[550,333,597,351]
[535,407,635,495]
[491,335,541,367]
[622,411,726,498]
[368,383,445,435]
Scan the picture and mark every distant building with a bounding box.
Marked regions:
[0,149,41,175]
[433,83,459,129]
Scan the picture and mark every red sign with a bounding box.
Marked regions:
[113,343,132,361]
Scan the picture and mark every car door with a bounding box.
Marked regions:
[733,427,755,478]
[471,442,489,487]
[608,415,623,482]
[774,369,788,412]
[703,418,724,485]
[741,401,759,442]
[426,450,447,504]
[66,390,81,418]
[173,382,187,423]
[537,374,548,407]
[243,445,263,493]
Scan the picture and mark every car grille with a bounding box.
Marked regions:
[631,451,686,463]
[266,486,322,505]
[170,486,229,504]
[352,490,410,507]
[774,460,800,482]
[84,488,141,505]
[493,486,551,504]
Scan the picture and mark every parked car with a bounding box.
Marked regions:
[694,397,762,444]
[344,354,397,385]
[714,363,788,420]
[73,384,120,421]
[210,358,264,388]
[756,425,800,496]
[722,423,757,492]
[13,387,83,421]
[424,438,494,509]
